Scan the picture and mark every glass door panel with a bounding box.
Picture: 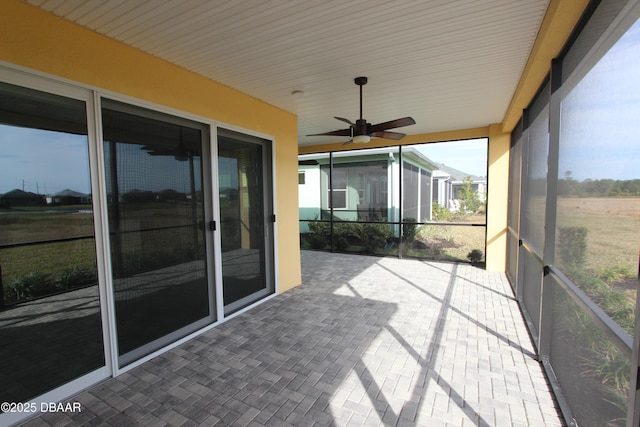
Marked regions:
[0,82,104,403]
[218,129,273,314]
[102,100,213,366]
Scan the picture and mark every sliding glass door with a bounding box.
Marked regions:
[0,81,105,405]
[102,100,215,366]
[0,72,279,426]
[217,129,274,314]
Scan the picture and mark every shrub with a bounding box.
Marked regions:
[432,203,454,222]
[334,236,350,251]
[458,176,481,214]
[596,266,635,283]
[309,235,327,249]
[6,271,49,301]
[564,266,635,335]
[402,218,417,241]
[558,226,588,268]
[467,249,483,264]
[334,222,361,240]
[55,266,96,289]
[308,218,330,238]
[358,223,393,253]
[416,224,455,244]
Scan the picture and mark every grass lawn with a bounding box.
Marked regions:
[556,197,640,273]
[0,202,204,301]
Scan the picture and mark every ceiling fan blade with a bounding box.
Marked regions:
[369,117,416,132]
[371,131,406,140]
[307,128,352,137]
[334,116,355,125]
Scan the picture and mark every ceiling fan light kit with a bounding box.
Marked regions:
[352,134,371,144]
[307,76,416,145]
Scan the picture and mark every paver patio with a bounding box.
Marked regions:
[20,251,564,426]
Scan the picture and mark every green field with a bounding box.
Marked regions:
[556,197,640,273]
[0,202,205,304]
[0,206,95,245]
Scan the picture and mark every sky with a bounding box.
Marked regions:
[0,126,92,195]
[414,138,488,178]
[557,17,640,181]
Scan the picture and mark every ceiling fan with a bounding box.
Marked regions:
[308,76,416,144]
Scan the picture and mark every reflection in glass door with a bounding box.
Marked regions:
[217,129,274,314]
[102,100,214,366]
[0,81,104,404]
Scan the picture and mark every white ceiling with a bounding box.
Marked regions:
[26,0,549,146]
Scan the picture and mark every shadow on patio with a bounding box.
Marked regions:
[22,251,563,426]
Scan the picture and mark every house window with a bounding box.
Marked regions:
[298,171,305,184]
[357,173,365,204]
[420,169,431,221]
[402,161,419,219]
[329,168,347,209]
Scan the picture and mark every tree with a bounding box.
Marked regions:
[458,176,480,214]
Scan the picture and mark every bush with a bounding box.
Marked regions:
[432,203,454,222]
[558,227,588,268]
[596,266,635,283]
[467,249,483,264]
[357,223,393,253]
[564,266,635,335]
[6,271,49,301]
[416,224,455,244]
[458,176,481,214]
[308,218,330,238]
[55,266,96,289]
[334,222,361,240]
[402,218,417,241]
[309,235,327,249]
[334,236,350,251]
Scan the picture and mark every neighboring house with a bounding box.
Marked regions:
[0,188,46,207]
[299,149,487,230]
[432,169,454,211]
[298,147,439,232]
[431,162,487,212]
[49,189,91,205]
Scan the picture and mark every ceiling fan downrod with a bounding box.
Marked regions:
[354,77,368,135]
[355,76,367,121]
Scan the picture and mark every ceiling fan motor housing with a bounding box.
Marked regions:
[355,118,368,135]
[354,76,368,86]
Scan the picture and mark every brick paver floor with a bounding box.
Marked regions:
[21,251,564,426]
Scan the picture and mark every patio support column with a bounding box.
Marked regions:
[486,123,510,272]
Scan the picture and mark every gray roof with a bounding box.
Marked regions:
[53,189,88,198]
[433,162,484,182]
[1,189,42,198]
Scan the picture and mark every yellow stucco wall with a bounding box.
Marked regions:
[486,125,511,272]
[0,0,302,292]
